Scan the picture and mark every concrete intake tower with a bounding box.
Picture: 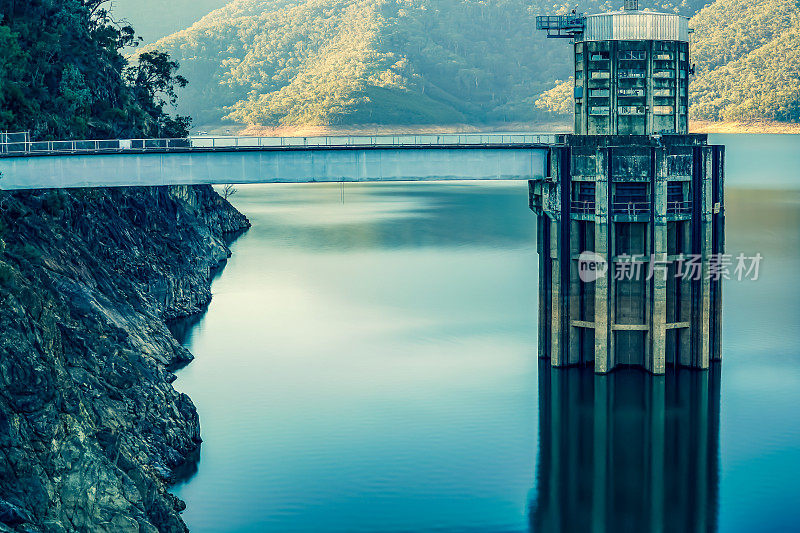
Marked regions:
[532,1,724,374]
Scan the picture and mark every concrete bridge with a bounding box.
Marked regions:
[0,134,555,190]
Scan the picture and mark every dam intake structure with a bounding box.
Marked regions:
[0,3,723,377]
[533,1,724,373]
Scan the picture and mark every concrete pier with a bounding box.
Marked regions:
[530,135,724,372]
[535,2,724,373]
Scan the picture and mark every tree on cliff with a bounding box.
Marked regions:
[0,0,190,139]
[125,51,190,138]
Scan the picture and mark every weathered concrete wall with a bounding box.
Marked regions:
[530,134,724,374]
[0,147,548,190]
[574,39,690,136]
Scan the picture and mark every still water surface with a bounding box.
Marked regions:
[173,134,800,532]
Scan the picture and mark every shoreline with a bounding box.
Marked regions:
[196,119,800,137]
[0,185,250,532]
[689,120,800,134]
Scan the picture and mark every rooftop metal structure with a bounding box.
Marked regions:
[536,1,689,43]
[535,14,586,39]
[582,10,690,42]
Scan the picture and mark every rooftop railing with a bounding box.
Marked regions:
[0,133,562,156]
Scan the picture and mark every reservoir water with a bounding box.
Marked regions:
[172,134,800,532]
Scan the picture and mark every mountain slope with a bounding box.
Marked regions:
[143,0,703,126]
[690,0,797,74]
[690,0,800,121]
[535,0,800,124]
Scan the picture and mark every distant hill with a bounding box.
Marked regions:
[140,0,704,127]
[110,0,228,44]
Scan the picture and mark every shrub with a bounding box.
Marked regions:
[0,261,17,289]
[20,244,43,264]
[42,191,67,216]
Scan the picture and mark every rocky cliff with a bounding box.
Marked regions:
[0,185,250,532]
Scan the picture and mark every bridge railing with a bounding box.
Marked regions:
[190,133,560,148]
[0,133,562,156]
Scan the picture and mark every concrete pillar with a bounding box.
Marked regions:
[538,214,551,359]
[569,220,582,365]
[594,148,610,373]
[650,148,668,374]
[646,40,654,135]
[551,149,565,366]
[697,147,714,369]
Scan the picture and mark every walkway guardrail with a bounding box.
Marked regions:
[612,201,651,216]
[571,200,596,215]
[666,200,693,215]
[0,133,562,156]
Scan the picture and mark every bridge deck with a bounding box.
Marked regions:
[0,134,556,190]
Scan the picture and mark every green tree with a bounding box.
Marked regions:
[126,51,191,137]
[0,0,190,139]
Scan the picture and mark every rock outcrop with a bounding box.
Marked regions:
[0,185,250,532]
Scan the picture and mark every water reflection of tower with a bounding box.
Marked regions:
[530,361,721,532]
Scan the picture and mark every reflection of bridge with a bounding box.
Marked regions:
[0,134,555,190]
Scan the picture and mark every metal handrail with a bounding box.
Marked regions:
[0,133,562,156]
[666,200,693,214]
[571,200,596,214]
[612,201,651,215]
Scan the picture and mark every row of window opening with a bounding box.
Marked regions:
[578,51,687,61]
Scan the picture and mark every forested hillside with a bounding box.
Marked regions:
[536,0,800,124]
[0,0,189,139]
[690,0,800,122]
[141,0,704,127]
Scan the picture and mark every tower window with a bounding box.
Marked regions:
[667,182,685,203]
[619,88,645,97]
[613,183,649,215]
[618,69,645,79]
[572,182,596,214]
[619,50,646,60]
[619,106,645,115]
[667,182,691,214]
